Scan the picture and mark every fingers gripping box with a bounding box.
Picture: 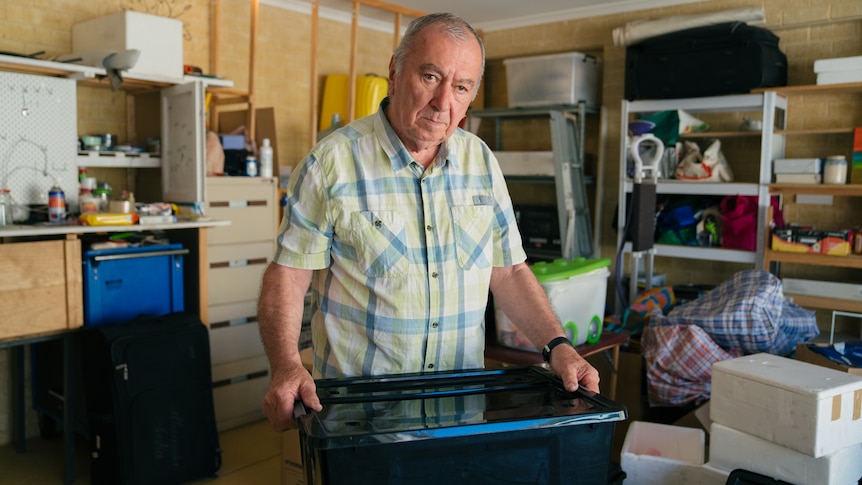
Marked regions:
[710,353,862,458]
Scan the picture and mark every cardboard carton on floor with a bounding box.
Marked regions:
[711,353,862,458]
[796,342,862,377]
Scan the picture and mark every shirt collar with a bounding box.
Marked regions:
[375,97,457,172]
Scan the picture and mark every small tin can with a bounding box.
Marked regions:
[245,156,259,177]
[854,231,862,255]
[48,186,66,224]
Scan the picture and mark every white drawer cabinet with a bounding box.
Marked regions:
[206,176,277,431]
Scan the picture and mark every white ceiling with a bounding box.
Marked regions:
[267,0,701,32]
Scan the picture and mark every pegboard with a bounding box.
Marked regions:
[0,71,79,211]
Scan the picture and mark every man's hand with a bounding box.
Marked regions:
[549,343,600,394]
[262,364,323,431]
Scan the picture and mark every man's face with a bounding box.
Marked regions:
[386,25,483,153]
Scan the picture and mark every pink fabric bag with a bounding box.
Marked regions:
[720,195,783,251]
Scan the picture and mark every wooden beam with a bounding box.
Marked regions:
[210,0,220,75]
[247,0,259,141]
[393,12,401,50]
[309,0,319,149]
[348,1,359,123]
[356,0,425,19]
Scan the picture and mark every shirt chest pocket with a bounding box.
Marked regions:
[349,210,409,277]
[451,205,494,270]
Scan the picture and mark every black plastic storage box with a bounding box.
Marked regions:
[297,366,627,485]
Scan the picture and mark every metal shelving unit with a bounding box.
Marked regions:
[472,102,599,260]
[618,93,787,273]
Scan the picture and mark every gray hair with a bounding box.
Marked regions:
[392,13,486,98]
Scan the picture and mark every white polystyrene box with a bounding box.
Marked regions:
[708,422,862,485]
[504,52,600,108]
[72,11,183,79]
[711,353,862,458]
[620,421,705,485]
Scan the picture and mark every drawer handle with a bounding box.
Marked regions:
[212,369,269,388]
[93,248,189,262]
[210,257,268,269]
[210,316,258,329]
[210,200,268,208]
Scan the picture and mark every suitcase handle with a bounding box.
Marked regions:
[92,248,189,262]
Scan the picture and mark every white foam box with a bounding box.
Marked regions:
[708,422,862,485]
[504,52,600,108]
[620,421,705,485]
[711,353,862,458]
[72,11,183,79]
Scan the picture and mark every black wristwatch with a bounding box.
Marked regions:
[542,336,573,363]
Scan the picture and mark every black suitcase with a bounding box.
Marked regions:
[624,22,787,100]
[80,312,221,484]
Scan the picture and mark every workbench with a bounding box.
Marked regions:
[0,219,228,484]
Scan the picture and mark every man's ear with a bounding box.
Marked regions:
[387,56,396,96]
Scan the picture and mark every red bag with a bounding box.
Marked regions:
[720,195,783,251]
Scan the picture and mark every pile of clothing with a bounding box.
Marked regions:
[640,269,819,407]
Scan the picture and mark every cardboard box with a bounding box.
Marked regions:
[72,11,183,79]
[620,421,705,485]
[796,343,862,377]
[711,353,862,458]
[708,422,862,484]
[504,52,600,108]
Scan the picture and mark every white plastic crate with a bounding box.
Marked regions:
[504,52,600,108]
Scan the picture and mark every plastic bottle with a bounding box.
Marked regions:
[260,138,274,178]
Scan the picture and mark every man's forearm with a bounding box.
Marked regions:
[257,263,313,373]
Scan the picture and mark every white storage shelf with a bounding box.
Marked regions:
[618,92,788,269]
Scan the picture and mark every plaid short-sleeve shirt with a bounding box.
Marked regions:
[275,99,526,378]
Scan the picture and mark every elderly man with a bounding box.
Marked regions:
[258,12,600,431]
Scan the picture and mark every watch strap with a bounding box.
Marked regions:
[542,336,572,363]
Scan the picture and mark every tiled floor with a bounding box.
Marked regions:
[0,419,281,484]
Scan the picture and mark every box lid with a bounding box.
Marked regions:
[530,257,612,283]
[713,353,862,398]
[84,243,183,258]
[813,56,862,73]
[297,366,626,449]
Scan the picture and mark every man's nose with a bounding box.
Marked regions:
[430,84,452,111]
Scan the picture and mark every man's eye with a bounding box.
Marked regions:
[423,73,438,82]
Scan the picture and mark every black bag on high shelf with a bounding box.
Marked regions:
[624,22,787,100]
[80,312,222,485]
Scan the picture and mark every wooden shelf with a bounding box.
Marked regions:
[768,184,862,196]
[765,250,862,269]
[754,82,862,96]
[785,293,862,313]
[775,127,855,136]
[680,130,762,138]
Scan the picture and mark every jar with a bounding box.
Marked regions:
[0,189,12,226]
[823,155,848,185]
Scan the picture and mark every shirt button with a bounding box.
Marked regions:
[432,322,439,328]
[431,272,438,278]
[427,363,434,369]
[374,220,382,227]
[426,225,432,231]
